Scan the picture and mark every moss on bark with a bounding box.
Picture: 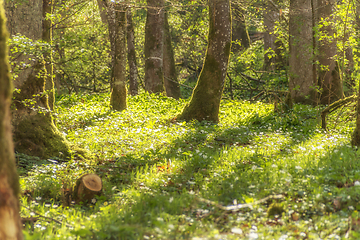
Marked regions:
[110,3,127,111]
[12,61,88,160]
[177,0,231,123]
[0,2,24,238]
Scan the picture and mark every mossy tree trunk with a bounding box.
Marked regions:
[289,0,316,104]
[144,0,165,94]
[12,60,73,159]
[351,3,360,146]
[231,3,250,52]
[163,11,181,99]
[43,0,54,110]
[0,2,23,238]
[317,0,343,105]
[177,0,231,123]
[110,3,127,111]
[126,7,139,96]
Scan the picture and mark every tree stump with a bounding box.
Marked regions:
[73,174,102,204]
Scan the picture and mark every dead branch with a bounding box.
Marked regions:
[321,95,357,130]
[196,194,284,212]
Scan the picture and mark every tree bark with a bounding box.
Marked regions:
[5,0,42,87]
[43,0,54,110]
[317,0,343,105]
[126,7,139,96]
[144,0,165,94]
[110,3,127,111]
[289,0,316,104]
[351,3,360,146]
[177,0,231,123]
[264,0,284,71]
[231,3,250,52]
[96,0,108,25]
[0,2,23,238]
[163,11,181,99]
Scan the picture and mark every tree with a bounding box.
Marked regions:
[288,0,316,104]
[0,1,23,238]
[264,0,284,71]
[127,7,139,96]
[7,0,82,159]
[144,0,165,94]
[163,11,181,99]
[316,0,343,104]
[177,0,231,123]
[43,0,54,110]
[110,3,127,111]
[351,2,360,146]
[231,3,250,52]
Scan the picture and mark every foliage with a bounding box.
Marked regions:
[19,92,360,239]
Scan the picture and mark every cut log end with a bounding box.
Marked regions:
[74,174,102,204]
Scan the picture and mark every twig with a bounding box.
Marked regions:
[22,205,72,228]
[164,76,194,89]
[196,194,284,212]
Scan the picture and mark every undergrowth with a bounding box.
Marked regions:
[19,92,360,239]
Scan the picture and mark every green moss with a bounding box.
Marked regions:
[110,85,127,111]
[267,203,285,218]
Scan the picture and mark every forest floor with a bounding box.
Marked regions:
[19,92,360,239]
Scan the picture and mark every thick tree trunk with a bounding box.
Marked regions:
[43,0,54,110]
[163,11,181,99]
[5,0,42,86]
[12,60,73,159]
[351,3,360,146]
[317,0,342,104]
[144,0,165,94]
[126,8,139,96]
[0,2,23,238]
[177,0,231,123]
[231,4,250,51]
[289,0,316,104]
[6,0,77,159]
[110,3,127,111]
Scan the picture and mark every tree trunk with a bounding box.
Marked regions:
[163,11,181,99]
[177,0,231,123]
[0,2,24,238]
[12,60,74,159]
[110,3,127,111]
[144,0,165,94]
[289,0,316,104]
[264,0,283,71]
[96,0,108,25]
[5,0,42,86]
[231,3,250,51]
[6,0,77,159]
[106,1,116,91]
[317,0,343,104]
[126,8,139,96]
[43,0,54,110]
[351,3,360,146]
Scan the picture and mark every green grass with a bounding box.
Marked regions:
[19,91,360,239]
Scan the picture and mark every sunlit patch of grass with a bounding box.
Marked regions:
[19,92,360,239]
